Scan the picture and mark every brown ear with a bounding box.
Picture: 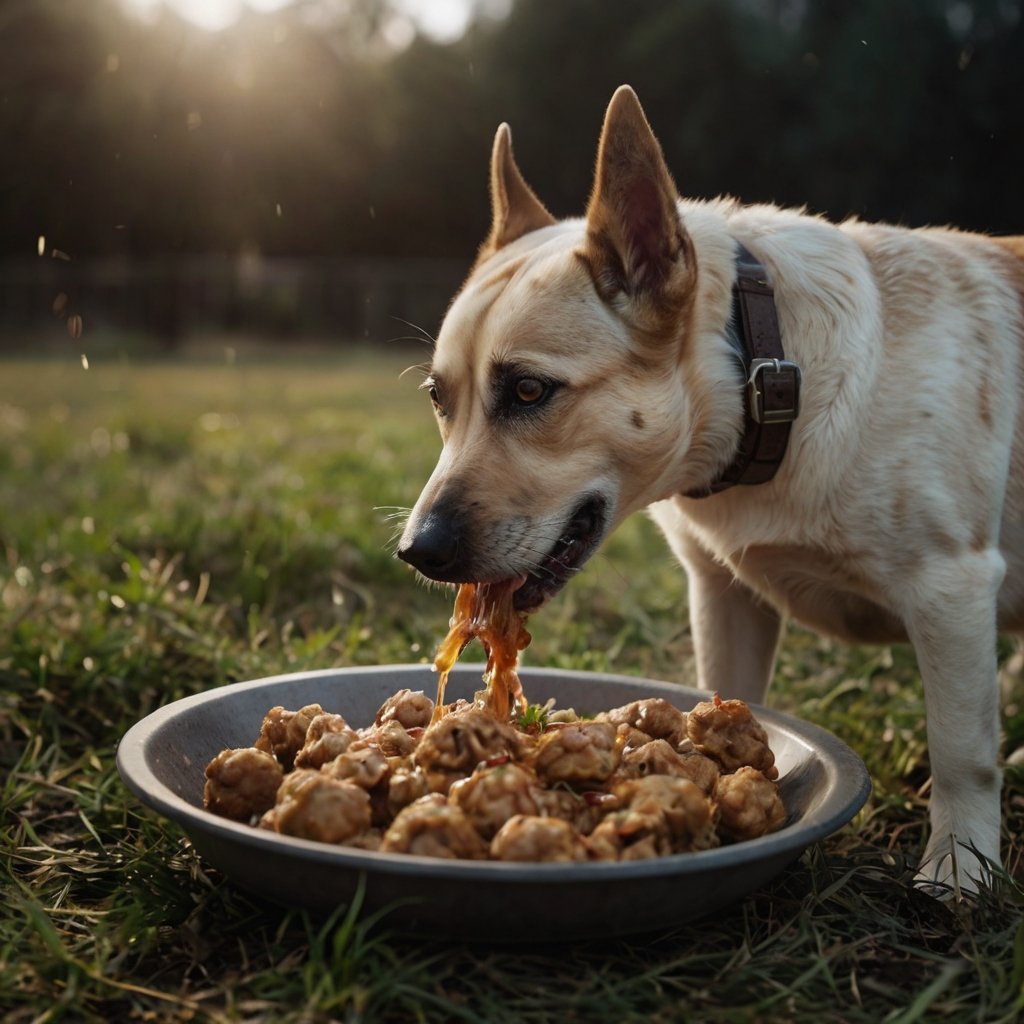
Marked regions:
[480,123,556,259]
[581,86,693,315]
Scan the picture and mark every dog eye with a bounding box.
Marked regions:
[513,378,547,405]
[422,377,447,416]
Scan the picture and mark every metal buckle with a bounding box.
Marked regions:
[747,358,802,424]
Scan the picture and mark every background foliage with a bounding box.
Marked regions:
[4,0,1024,267]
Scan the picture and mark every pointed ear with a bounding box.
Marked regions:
[479,123,556,259]
[580,86,694,318]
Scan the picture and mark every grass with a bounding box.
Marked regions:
[2,342,1023,1023]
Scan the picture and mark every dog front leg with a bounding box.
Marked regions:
[900,551,1004,895]
[674,530,783,704]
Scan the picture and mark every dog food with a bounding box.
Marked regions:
[203,585,786,860]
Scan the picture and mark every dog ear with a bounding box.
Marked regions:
[480,123,556,259]
[581,86,694,324]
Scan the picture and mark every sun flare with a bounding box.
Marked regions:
[120,0,293,33]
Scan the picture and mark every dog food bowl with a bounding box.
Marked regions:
[117,664,870,942]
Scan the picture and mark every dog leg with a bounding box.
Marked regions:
[672,529,783,704]
[900,550,1004,895]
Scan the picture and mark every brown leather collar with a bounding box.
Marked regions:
[685,242,801,498]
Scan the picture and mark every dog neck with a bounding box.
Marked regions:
[685,242,802,498]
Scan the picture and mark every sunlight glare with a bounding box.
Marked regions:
[121,0,484,40]
[120,0,293,32]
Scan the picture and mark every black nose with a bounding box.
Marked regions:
[397,510,462,579]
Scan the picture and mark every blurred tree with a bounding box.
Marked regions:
[1,0,1022,265]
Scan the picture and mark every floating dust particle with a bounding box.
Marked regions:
[81,353,89,370]
[37,235,46,256]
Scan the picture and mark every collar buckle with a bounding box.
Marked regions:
[747,358,802,425]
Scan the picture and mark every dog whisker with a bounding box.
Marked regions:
[388,316,437,349]
[398,362,432,382]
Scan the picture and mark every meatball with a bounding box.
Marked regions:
[266,770,371,844]
[532,786,609,836]
[386,763,432,816]
[293,712,358,770]
[675,751,721,795]
[602,698,688,749]
[323,746,391,790]
[374,688,434,730]
[449,763,541,839]
[619,739,691,780]
[687,695,778,779]
[203,747,283,822]
[253,703,325,770]
[414,708,522,774]
[490,815,590,862]
[356,719,418,757]
[379,795,487,859]
[617,740,721,795]
[715,766,787,841]
[587,809,671,861]
[615,775,718,852]
[532,721,621,786]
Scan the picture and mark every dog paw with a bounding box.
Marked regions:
[914,834,998,900]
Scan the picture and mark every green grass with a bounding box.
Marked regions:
[2,345,1023,1023]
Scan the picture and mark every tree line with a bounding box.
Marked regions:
[4,0,1023,269]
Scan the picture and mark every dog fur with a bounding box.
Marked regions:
[398,85,1024,893]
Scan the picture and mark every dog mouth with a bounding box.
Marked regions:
[511,496,607,612]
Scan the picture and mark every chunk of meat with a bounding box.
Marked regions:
[601,698,688,749]
[617,740,721,795]
[532,721,621,786]
[531,786,608,835]
[687,696,778,780]
[323,746,391,790]
[293,713,358,770]
[715,766,786,841]
[355,719,418,757]
[379,795,487,859]
[386,763,431,816]
[203,747,283,822]
[253,703,325,770]
[374,688,434,730]
[587,809,671,861]
[615,775,718,851]
[589,776,718,860]
[414,707,522,774]
[265,770,371,844]
[490,815,590,862]
[449,763,541,839]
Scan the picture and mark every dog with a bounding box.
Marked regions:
[398,85,1024,894]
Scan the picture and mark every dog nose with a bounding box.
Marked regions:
[397,513,462,578]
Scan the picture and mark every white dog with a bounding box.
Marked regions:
[399,85,1024,893]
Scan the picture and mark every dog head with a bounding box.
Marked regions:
[398,86,733,610]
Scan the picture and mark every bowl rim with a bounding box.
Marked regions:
[116,663,871,884]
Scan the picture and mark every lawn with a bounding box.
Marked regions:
[2,345,1023,1023]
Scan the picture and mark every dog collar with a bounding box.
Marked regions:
[685,242,802,498]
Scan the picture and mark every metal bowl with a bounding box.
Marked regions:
[116,664,870,941]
